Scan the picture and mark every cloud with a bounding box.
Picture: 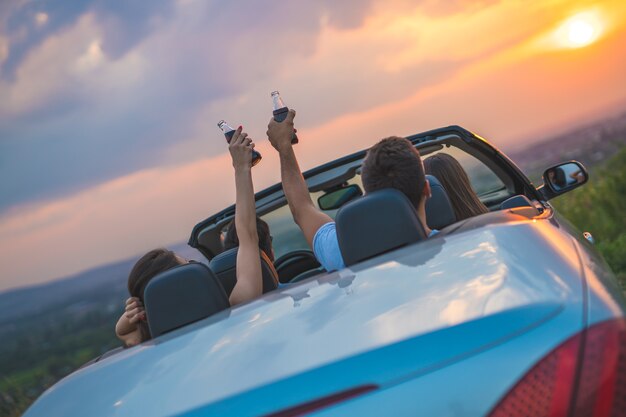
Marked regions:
[416,0,501,17]
[0,0,414,213]
[2,0,626,291]
[0,0,173,80]
[0,0,604,214]
[34,12,48,27]
[0,152,235,291]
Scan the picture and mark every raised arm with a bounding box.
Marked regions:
[266,110,332,247]
[228,127,263,305]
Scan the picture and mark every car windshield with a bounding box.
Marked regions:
[422,146,509,206]
[260,206,309,260]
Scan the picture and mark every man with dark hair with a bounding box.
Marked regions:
[267,110,435,272]
[361,136,427,209]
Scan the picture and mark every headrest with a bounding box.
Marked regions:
[500,194,533,210]
[425,175,456,230]
[144,262,230,338]
[209,248,278,296]
[273,250,321,283]
[336,188,427,266]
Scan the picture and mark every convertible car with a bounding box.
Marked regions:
[24,126,625,417]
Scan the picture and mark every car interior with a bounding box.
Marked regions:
[192,132,546,274]
[208,247,279,296]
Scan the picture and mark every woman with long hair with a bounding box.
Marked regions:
[115,248,185,346]
[423,153,489,221]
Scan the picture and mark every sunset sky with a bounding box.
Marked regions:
[1,0,626,292]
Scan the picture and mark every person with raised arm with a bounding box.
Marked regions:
[266,110,437,272]
[226,126,264,304]
[114,127,264,347]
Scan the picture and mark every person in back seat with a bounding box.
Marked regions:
[221,126,265,303]
[115,127,265,347]
[424,153,488,221]
[223,215,274,263]
[115,248,186,347]
[266,109,437,272]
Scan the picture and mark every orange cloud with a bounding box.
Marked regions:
[2,0,626,292]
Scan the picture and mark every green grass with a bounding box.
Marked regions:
[552,147,626,289]
[0,306,122,417]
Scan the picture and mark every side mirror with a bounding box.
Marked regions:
[540,161,588,200]
[317,184,363,211]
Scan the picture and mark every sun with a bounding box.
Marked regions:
[555,11,604,49]
[566,19,595,47]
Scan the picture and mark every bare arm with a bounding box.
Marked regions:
[115,297,146,347]
[228,128,263,305]
[267,110,332,247]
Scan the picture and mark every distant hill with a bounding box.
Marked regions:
[0,242,204,325]
[508,110,626,179]
[0,259,132,326]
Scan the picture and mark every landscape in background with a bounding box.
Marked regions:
[1,111,625,416]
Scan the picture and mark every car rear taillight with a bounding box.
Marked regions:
[264,385,378,417]
[489,318,626,417]
[571,319,626,417]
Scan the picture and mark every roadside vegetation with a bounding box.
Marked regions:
[0,296,123,417]
[552,147,626,289]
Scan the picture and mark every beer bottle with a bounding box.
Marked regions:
[271,91,298,144]
[217,120,262,167]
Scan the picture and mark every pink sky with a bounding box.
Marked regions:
[1,0,625,291]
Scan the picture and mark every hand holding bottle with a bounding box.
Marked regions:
[267,109,297,153]
[218,120,262,166]
[271,91,298,144]
[228,126,256,170]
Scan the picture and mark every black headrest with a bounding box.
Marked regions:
[144,262,230,338]
[274,250,321,283]
[209,248,278,296]
[336,188,427,266]
[425,175,456,230]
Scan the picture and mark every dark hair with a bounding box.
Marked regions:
[423,153,489,221]
[127,248,186,341]
[223,217,274,262]
[553,167,567,187]
[361,136,426,209]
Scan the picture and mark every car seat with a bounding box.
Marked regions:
[274,250,321,283]
[335,188,428,266]
[425,175,456,230]
[144,262,230,338]
[209,248,279,296]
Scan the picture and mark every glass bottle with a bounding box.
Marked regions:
[271,91,298,144]
[217,120,262,166]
